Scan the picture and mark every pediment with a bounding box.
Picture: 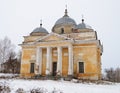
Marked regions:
[36,32,70,42]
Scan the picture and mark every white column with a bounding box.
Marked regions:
[68,45,73,75]
[57,46,62,75]
[46,47,51,75]
[49,48,52,74]
[39,48,42,75]
[35,47,40,74]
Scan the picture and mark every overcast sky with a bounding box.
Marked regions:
[0,0,120,71]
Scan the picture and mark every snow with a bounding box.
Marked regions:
[0,79,120,93]
[0,73,120,93]
[0,73,18,78]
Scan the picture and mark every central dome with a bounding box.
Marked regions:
[54,9,76,26]
[52,9,76,34]
[55,15,76,26]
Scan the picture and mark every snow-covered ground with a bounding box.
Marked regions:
[0,73,18,78]
[0,79,120,93]
[0,73,120,93]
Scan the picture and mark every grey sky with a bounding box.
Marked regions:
[0,0,120,71]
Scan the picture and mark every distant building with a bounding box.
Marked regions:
[19,9,103,80]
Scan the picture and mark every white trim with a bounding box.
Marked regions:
[20,40,100,48]
[37,45,70,48]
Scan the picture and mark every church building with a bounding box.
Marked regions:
[20,9,103,80]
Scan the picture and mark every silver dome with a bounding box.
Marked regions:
[32,23,48,34]
[55,16,76,25]
[32,27,48,33]
[76,19,92,29]
[54,9,76,26]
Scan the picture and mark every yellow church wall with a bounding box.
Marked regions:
[20,63,35,78]
[41,48,47,76]
[20,47,36,77]
[62,48,68,76]
[73,44,100,80]
[22,48,36,60]
[73,61,77,77]
[20,63,29,74]
[97,48,101,79]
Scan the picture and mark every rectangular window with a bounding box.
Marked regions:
[79,62,84,73]
[30,63,34,73]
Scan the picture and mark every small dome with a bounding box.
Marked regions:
[54,9,76,26]
[30,23,48,36]
[32,26,48,33]
[76,19,92,29]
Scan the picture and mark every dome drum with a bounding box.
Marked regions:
[52,24,75,34]
[30,32,48,36]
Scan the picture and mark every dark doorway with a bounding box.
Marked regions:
[30,63,34,73]
[52,62,57,76]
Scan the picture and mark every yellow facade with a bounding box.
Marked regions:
[20,9,103,80]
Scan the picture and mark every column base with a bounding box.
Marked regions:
[46,69,50,75]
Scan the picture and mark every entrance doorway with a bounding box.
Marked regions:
[52,62,57,76]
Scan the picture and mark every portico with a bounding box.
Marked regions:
[35,44,73,76]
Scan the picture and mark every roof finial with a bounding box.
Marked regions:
[40,19,42,27]
[82,14,84,23]
[66,5,67,9]
[64,5,68,16]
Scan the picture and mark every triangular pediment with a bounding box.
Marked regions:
[36,32,71,42]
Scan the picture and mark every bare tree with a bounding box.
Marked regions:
[115,67,120,82]
[17,50,22,63]
[105,67,120,82]
[0,37,15,71]
[6,52,17,73]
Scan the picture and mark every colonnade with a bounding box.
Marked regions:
[35,45,73,76]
